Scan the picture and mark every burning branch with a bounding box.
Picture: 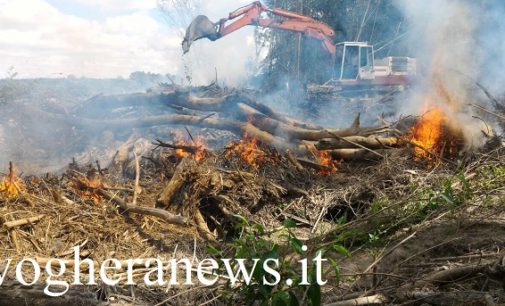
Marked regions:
[0,162,26,200]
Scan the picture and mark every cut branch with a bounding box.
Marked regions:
[3,215,45,229]
[99,189,187,225]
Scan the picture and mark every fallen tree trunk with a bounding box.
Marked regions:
[236,93,322,130]
[78,90,323,130]
[316,136,400,150]
[329,148,404,161]
[77,114,307,153]
[238,103,390,141]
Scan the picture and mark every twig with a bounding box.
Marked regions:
[324,294,387,306]
[297,158,332,172]
[363,231,417,274]
[470,103,505,122]
[98,189,187,225]
[198,112,216,122]
[153,139,201,154]
[3,215,45,229]
[132,151,141,205]
[405,139,457,166]
[311,205,327,234]
[104,187,135,193]
[285,149,304,171]
[431,251,505,262]
[184,126,195,144]
[396,237,462,267]
[199,294,223,306]
[154,286,207,306]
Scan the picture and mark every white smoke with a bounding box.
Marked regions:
[159,0,260,86]
[395,0,502,149]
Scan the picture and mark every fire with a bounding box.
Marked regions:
[173,133,206,161]
[314,150,339,176]
[69,174,104,204]
[407,75,464,163]
[0,162,26,200]
[411,107,445,155]
[409,106,460,162]
[225,134,268,169]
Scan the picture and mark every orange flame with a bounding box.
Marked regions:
[225,134,268,169]
[0,163,25,199]
[174,135,206,161]
[410,106,446,161]
[69,175,104,204]
[315,150,339,176]
[172,131,206,161]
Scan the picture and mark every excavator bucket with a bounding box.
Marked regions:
[182,15,219,54]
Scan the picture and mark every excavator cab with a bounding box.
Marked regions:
[334,42,374,81]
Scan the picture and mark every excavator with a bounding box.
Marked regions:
[182,1,416,94]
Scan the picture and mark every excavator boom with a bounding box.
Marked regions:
[182,1,336,54]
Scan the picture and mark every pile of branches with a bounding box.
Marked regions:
[69,83,416,168]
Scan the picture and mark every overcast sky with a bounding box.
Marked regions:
[0,0,256,83]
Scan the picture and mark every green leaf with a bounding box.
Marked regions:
[336,215,348,225]
[332,244,351,257]
[307,282,321,306]
[207,244,222,256]
[440,193,454,205]
[253,223,265,234]
[288,292,300,306]
[271,291,290,306]
[283,218,297,229]
[234,214,249,227]
[290,236,304,254]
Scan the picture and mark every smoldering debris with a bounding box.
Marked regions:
[0,81,504,304]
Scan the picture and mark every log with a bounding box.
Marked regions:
[157,158,192,206]
[316,136,400,150]
[236,92,323,130]
[76,114,235,132]
[167,92,231,111]
[240,123,302,152]
[81,90,323,130]
[329,149,402,161]
[77,113,308,153]
[238,103,390,141]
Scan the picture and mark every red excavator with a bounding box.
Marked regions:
[182,1,415,93]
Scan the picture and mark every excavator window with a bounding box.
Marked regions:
[342,45,359,80]
[360,47,373,68]
[334,44,344,80]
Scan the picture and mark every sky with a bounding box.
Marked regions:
[0,0,257,84]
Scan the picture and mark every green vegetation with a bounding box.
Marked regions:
[209,216,347,305]
[216,163,505,305]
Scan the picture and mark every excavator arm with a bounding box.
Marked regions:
[182,1,336,55]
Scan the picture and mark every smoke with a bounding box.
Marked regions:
[159,0,260,86]
[476,1,505,94]
[395,0,504,148]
